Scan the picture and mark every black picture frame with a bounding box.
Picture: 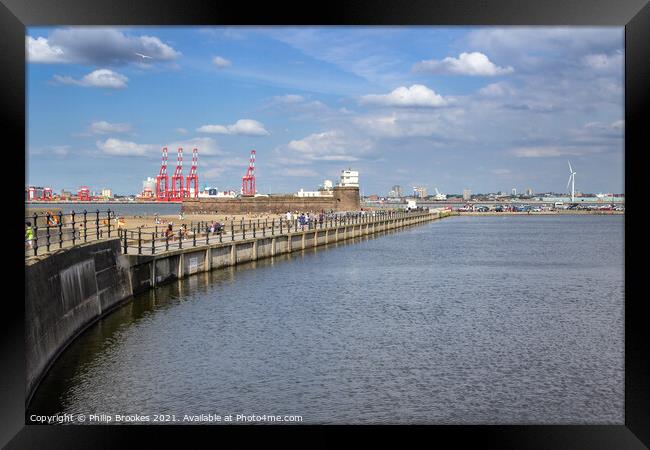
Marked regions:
[3,0,647,447]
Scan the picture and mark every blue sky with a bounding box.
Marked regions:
[26,26,624,195]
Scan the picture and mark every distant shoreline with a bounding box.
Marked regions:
[458,210,623,216]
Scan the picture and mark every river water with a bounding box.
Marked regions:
[28,215,624,424]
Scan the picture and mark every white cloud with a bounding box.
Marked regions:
[53,69,128,89]
[26,36,65,63]
[213,56,231,68]
[283,168,320,177]
[272,94,305,103]
[96,138,154,156]
[413,52,514,76]
[285,130,368,162]
[582,53,623,73]
[27,28,181,65]
[166,137,224,156]
[478,82,514,97]
[197,119,269,136]
[510,146,586,158]
[360,85,447,108]
[89,121,132,134]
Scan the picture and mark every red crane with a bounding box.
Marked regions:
[78,186,90,201]
[171,147,184,201]
[241,149,256,197]
[155,147,169,201]
[185,148,199,198]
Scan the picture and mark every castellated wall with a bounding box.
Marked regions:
[182,186,360,214]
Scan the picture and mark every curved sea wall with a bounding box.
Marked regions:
[25,239,133,404]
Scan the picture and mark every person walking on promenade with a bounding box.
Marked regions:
[25,221,34,250]
[165,223,175,242]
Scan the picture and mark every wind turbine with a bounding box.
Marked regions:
[567,161,576,202]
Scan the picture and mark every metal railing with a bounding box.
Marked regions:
[116,209,431,256]
[25,209,117,258]
[25,208,433,259]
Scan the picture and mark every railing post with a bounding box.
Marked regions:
[193,228,197,247]
[243,221,246,240]
[82,210,88,242]
[279,218,283,234]
[151,232,156,254]
[45,212,51,252]
[32,212,39,256]
[165,233,169,251]
[71,211,76,246]
[107,210,112,238]
[58,211,63,248]
[253,222,256,238]
[206,227,209,245]
[123,228,128,254]
[231,221,235,241]
[178,230,183,249]
[271,219,275,236]
[95,210,100,240]
[263,219,266,237]
[138,227,142,255]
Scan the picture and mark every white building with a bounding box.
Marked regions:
[323,179,333,190]
[142,177,156,192]
[101,188,113,198]
[339,169,359,187]
[296,188,333,197]
[463,189,471,201]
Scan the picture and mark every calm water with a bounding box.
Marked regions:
[28,215,624,424]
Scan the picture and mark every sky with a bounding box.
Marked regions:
[26,26,624,196]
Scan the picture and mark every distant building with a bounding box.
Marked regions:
[511,188,517,196]
[463,189,471,201]
[389,185,403,198]
[413,186,427,198]
[296,188,332,197]
[323,179,333,190]
[339,169,359,187]
[101,188,113,198]
[525,187,534,196]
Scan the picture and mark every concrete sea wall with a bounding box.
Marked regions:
[25,239,133,404]
[25,210,450,404]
